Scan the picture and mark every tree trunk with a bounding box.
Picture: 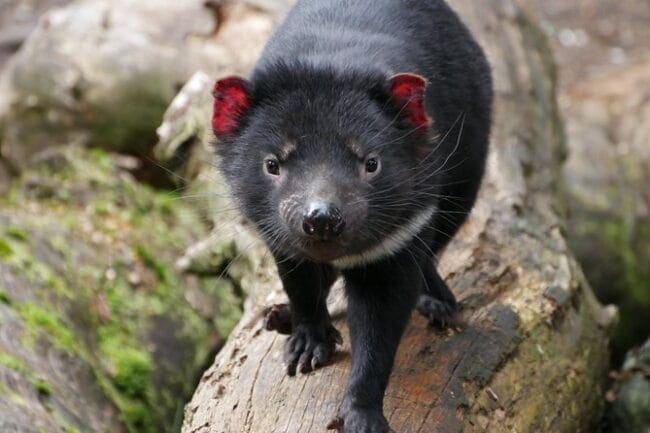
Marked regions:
[181,1,614,432]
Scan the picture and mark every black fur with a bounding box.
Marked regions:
[214,1,492,431]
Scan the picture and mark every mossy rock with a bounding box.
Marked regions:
[561,60,650,361]
[0,0,220,168]
[0,146,244,433]
[607,339,650,433]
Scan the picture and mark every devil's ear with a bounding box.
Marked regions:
[388,73,431,130]
[212,76,252,138]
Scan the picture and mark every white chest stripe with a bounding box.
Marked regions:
[331,205,436,269]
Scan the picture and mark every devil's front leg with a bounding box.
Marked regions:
[330,253,422,433]
[417,263,463,331]
[271,257,341,376]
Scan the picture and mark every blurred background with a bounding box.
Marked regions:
[0,1,647,432]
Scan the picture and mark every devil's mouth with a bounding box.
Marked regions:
[301,240,345,262]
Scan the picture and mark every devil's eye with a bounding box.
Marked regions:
[264,158,280,176]
[365,157,379,174]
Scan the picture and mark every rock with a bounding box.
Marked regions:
[0,3,287,426]
[0,0,277,170]
[243,0,294,13]
[561,59,650,359]
[0,158,12,196]
[608,339,650,433]
[0,0,72,68]
[523,0,650,91]
[0,146,245,433]
[154,71,213,185]
[154,70,256,277]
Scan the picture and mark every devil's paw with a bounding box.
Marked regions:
[327,405,393,433]
[284,321,342,376]
[263,303,293,335]
[416,294,463,331]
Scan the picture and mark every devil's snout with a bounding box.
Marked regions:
[302,202,345,240]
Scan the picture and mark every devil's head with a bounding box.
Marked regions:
[212,64,439,265]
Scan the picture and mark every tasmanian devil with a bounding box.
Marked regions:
[211,0,492,431]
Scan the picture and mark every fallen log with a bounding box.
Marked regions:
[180,1,614,432]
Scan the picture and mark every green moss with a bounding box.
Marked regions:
[94,201,115,216]
[47,275,74,299]
[0,289,11,305]
[208,278,243,337]
[121,401,154,433]
[0,353,51,396]
[602,220,649,305]
[47,234,69,257]
[0,238,13,258]
[0,233,73,299]
[5,227,28,241]
[0,352,27,373]
[7,388,27,406]
[590,217,650,360]
[18,304,77,354]
[0,146,238,433]
[33,377,52,396]
[135,244,169,283]
[96,322,156,432]
[112,348,153,399]
[466,278,608,432]
[88,147,109,162]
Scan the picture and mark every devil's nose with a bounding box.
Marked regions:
[302,203,345,239]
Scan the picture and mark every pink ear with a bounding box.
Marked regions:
[389,73,431,130]
[212,76,252,137]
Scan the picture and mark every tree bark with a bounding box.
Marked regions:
[181,1,614,432]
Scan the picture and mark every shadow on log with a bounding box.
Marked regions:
[181,0,614,432]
